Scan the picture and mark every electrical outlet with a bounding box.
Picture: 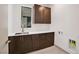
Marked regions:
[58,31,61,34]
[58,31,63,35]
[69,39,76,48]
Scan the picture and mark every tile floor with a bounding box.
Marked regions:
[28,46,68,54]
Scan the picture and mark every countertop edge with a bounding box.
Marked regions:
[8,31,54,37]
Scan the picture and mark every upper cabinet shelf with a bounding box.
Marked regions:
[34,4,51,24]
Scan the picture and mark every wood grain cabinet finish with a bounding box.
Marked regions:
[9,35,33,54]
[15,35,32,54]
[44,7,51,23]
[14,36,22,54]
[34,4,51,24]
[39,33,48,49]
[8,36,16,54]
[45,33,54,45]
[39,33,54,49]
[32,34,39,50]
[8,32,54,54]
[34,4,43,23]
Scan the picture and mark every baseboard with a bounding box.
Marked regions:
[54,45,70,54]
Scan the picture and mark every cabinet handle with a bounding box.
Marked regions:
[5,40,11,44]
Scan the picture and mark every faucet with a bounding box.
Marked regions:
[21,25,29,34]
[21,24,24,33]
[22,27,24,33]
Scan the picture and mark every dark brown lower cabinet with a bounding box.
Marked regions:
[8,36,16,54]
[39,33,54,49]
[15,35,32,54]
[8,32,54,54]
[45,33,54,45]
[32,34,39,50]
[39,33,48,49]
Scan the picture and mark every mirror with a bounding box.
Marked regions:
[21,6,31,28]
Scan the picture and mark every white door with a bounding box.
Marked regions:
[0,4,8,54]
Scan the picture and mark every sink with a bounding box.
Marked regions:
[15,32,29,35]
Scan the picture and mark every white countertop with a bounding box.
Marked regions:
[8,31,54,36]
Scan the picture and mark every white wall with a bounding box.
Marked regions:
[8,4,52,35]
[52,4,79,54]
[0,5,8,54]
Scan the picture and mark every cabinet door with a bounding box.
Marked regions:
[14,36,22,54]
[22,35,32,53]
[44,7,51,23]
[34,4,44,23]
[8,36,16,54]
[39,33,54,49]
[45,33,54,46]
[39,33,48,49]
[15,35,32,54]
[32,34,39,50]
[34,4,51,24]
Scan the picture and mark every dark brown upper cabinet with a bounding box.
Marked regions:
[34,4,51,24]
